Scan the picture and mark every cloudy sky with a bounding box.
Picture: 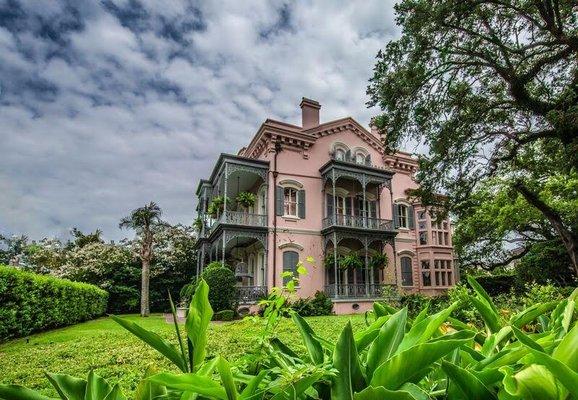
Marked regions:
[0,0,399,241]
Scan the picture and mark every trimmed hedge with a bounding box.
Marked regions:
[0,265,108,341]
[213,310,235,321]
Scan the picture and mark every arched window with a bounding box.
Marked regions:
[282,250,299,285]
[401,256,413,286]
[284,187,298,216]
[355,152,365,164]
[335,148,346,161]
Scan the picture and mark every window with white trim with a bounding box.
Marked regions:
[283,188,298,216]
[335,148,346,161]
[397,204,409,228]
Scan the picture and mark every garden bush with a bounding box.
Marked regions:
[474,273,517,296]
[0,265,108,341]
[290,291,334,316]
[201,262,238,312]
[213,309,235,321]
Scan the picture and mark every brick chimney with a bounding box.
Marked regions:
[300,97,321,129]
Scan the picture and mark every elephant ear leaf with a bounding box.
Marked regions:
[110,315,187,372]
[101,385,124,400]
[552,322,578,372]
[185,279,213,372]
[441,361,497,400]
[134,367,167,400]
[366,308,407,381]
[353,386,418,400]
[45,373,87,400]
[84,371,113,400]
[0,385,55,400]
[332,321,366,400]
[500,365,561,400]
[216,357,238,400]
[291,313,324,364]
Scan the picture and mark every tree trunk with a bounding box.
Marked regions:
[141,258,150,317]
[514,182,578,277]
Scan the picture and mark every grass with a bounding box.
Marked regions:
[0,313,366,397]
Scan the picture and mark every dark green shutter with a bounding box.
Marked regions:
[393,204,399,228]
[326,194,334,217]
[408,205,415,229]
[298,190,306,218]
[275,186,284,216]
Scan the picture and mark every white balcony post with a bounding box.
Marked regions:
[333,231,338,299]
[332,170,337,226]
[362,179,367,228]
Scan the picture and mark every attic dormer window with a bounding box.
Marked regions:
[355,152,365,164]
[335,148,346,161]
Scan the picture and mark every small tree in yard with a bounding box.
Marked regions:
[119,201,164,317]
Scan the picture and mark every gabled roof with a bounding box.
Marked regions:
[242,116,384,159]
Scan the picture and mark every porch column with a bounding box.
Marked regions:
[221,234,226,267]
[333,232,338,299]
[223,164,228,221]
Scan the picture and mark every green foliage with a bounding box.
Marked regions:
[201,263,238,313]
[193,217,203,232]
[235,192,256,209]
[0,265,108,341]
[515,241,577,287]
[474,274,517,297]
[213,310,235,321]
[369,253,388,269]
[3,277,578,400]
[290,291,334,316]
[207,196,229,217]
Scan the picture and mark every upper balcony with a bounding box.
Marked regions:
[322,214,394,231]
[197,154,269,241]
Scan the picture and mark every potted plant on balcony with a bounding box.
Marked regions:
[369,253,388,269]
[340,253,364,270]
[207,196,229,218]
[236,191,256,210]
[193,217,204,232]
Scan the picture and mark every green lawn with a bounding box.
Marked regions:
[0,314,366,397]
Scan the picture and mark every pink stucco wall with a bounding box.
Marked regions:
[199,99,456,314]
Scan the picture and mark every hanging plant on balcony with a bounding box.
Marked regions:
[236,191,256,209]
[340,253,364,270]
[193,217,204,232]
[324,253,341,269]
[369,253,388,269]
[207,196,230,218]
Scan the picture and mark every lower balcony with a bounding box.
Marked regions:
[324,283,395,299]
[238,285,268,304]
[209,211,267,235]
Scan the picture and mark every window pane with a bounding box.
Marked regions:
[419,231,428,245]
[283,251,299,285]
[401,256,413,286]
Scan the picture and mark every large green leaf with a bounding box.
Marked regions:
[469,296,501,333]
[216,357,238,400]
[366,308,407,381]
[370,330,475,390]
[148,372,226,400]
[0,385,55,400]
[354,316,388,352]
[467,276,498,314]
[500,365,561,400]
[269,370,325,400]
[45,373,86,400]
[111,315,187,372]
[511,327,544,352]
[101,385,124,400]
[185,279,213,372]
[527,349,578,398]
[552,322,578,371]
[331,322,366,400]
[134,367,167,400]
[291,313,324,364]
[353,386,418,400]
[510,302,557,328]
[441,361,496,400]
[84,371,112,400]
[397,303,457,353]
[239,371,267,400]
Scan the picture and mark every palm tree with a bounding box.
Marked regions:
[119,202,163,317]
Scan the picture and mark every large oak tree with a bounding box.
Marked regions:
[368,0,578,273]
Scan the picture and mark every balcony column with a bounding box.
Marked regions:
[362,177,367,228]
[221,164,228,267]
[333,231,338,299]
[364,238,369,296]
[332,170,337,225]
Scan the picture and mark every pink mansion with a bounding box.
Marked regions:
[194,98,456,314]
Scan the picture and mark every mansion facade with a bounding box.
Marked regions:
[194,98,456,314]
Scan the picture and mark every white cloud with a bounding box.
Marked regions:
[0,0,399,240]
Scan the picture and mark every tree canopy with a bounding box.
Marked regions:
[368,0,578,272]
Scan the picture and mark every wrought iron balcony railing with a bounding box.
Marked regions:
[209,211,267,233]
[238,285,268,304]
[323,283,396,299]
[322,215,394,231]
